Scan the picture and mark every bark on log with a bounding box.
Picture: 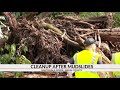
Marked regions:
[101,35,120,42]
[80,32,94,37]
[55,16,79,21]
[75,28,120,42]
[75,28,120,32]
[99,32,120,36]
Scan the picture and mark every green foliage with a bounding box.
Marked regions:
[0,72,5,78]
[14,72,23,78]
[113,12,120,27]
[16,55,31,64]
[50,12,106,18]
[0,43,31,78]
[51,12,75,18]
[0,43,31,64]
[79,12,106,19]
[10,44,16,57]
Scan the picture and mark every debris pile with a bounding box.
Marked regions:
[2,12,119,64]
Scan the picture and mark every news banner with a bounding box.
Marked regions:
[0,64,120,72]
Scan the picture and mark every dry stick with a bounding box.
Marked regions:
[65,32,72,40]
[55,15,79,21]
[72,20,95,28]
[75,28,120,32]
[91,29,111,64]
[97,29,101,48]
[74,30,85,44]
[61,29,66,41]
[99,32,120,36]
[95,33,97,41]
[93,28,111,64]
[75,28,93,32]
[80,32,94,37]
[109,41,115,47]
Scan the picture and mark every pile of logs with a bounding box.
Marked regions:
[3,12,118,64]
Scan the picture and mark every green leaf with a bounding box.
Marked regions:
[20,55,31,64]
[16,56,22,64]
[0,54,10,64]
[10,57,16,62]
[14,72,23,78]
[16,55,31,64]
[24,59,31,64]
[10,44,16,56]
[5,44,10,51]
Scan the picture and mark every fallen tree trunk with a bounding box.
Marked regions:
[101,35,120,42]
[40,21,80,47]
[99,32,120,36]
[74,28,120,42]
[75,28,120,32]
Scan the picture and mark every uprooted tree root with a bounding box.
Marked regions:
[7,18,69,64]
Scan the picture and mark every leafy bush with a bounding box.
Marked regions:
[0,43,31,64]
[113,12,120,27]
[0,43,31,78]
